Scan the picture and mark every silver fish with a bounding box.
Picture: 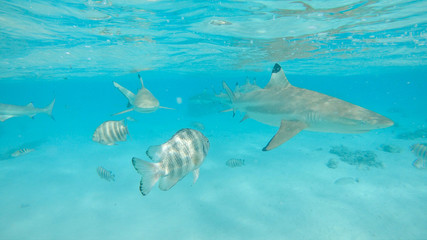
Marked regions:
[92,120,129,145]
[0,99,55,122]
[96,166,115,182]
[132,128,210,196]
[225,158,245,168]
[11,148,34,157]
[334,177,359,185]
[411,143,427,169]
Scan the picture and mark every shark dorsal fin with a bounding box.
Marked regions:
[26,102,34,107]
[265,63,291,89]
[138,74,145,88]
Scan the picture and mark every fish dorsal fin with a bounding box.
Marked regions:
[138,74,145,88]
[27,103,34,107]
[265,63,291,89]
[146,145,162,162]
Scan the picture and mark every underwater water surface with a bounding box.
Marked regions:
[1,1,427,240]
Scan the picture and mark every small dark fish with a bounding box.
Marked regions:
[11,148,34,157]
[411,143,427,169]
[97,166,115,182]
[226,158,245,168]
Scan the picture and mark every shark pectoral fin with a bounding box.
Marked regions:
[112,108,134,116]
[221,108,233,113]
[0,115,14,122]
[240,114,250,123]
[263,120,307,151]
[159,106,175,110]
[113,81,136,102]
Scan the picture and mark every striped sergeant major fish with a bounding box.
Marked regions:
[132,128,210,196]
[96,166,115,182]
[11,148,34,158]
[411,143,427,169]
[92,120,129,145]
[0,99,55,122]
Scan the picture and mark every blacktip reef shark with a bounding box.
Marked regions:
[0,99,55,122]
[223,63,394,151]
[112,74,174,115]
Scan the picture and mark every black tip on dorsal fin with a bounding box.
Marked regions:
[137,74,144,88]
[272,63,281,73]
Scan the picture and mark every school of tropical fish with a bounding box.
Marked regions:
[2,63,424,197]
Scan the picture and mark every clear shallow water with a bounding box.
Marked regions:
[1,1,427,240]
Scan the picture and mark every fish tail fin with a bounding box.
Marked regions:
[222,81,236,116]
[132,157,161,196]
[44,98,55,120]
[123,119,132,140]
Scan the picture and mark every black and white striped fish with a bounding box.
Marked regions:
[225,158,245,168]
[96,166,115,182]
[132,128,210,196]
[11,148,34,157]
[92,120,129,145]
[411,143,427,169]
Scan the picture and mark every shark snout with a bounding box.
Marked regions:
[363,116,394,130]
[378,117,394,128]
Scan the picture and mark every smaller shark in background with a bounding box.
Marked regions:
[0,99,55,122]
[112,74,173,115]
[223,63,394,151]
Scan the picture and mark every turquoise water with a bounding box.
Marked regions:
[1,1,427,239]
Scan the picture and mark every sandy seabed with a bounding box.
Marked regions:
[0,114,426,240]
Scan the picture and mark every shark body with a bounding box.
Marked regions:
[113,74,173,115]
[223,63,394,151]
[0,99,55,122]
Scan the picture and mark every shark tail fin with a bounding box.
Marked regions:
[44,98,55,120]
[222,81,236,116]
